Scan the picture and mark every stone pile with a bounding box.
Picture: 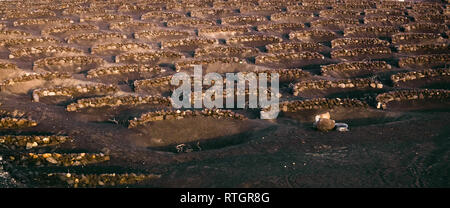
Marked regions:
[13,18,74,26]
[198,26,251,37]
[344,26,399,37]
[133,30,190,40]
[270,11,315,22]
[79,14,132,22]
[396,43,449,54]
[33,56,105,71]
[331,47,392,59]
[320,61,392,75]
[0,117,38,129]
[221,15,268,25]
[257,23,305,32]
[265,42,327,53]
[141,11,184,21]
[46,173,161,188]
[62,7,106,16]
[332,3,373,10]
[391,33,442,45]
[364,9,405,16]
[390,68,450,86]
[286,5,326,12]
[115,51,184,64]
[41,24,99,36]
[166,1,211,11]
[0,30,32,38]
[0,62,19,71]
[376,1,411,10]
[161,38,217,50]
[7,153,110,167]
[331,38,390,49]
[256,52,325,64]
[117,4,163,13]
[376,89,450,109]
[227,35,282,46]
[398,54,450,68]
[32,84,119,102]
[66,95,171,112]
[66,33,127,44]
[9,46,84,59]
[413,14,448,24]
[0,135,71,150]
[190,8,234,18]
[0,37,59,48]
[213,1,256,8]
[239,5,284,13]
[166,18,216,27]
[195,46,259,58]
[134,76,174,90]
[319,9,361,18]
[129,109,247,128]
[363,15,410,25]
[109,21,157,30]
[1,9,56,20]
[0,72,71,88]
[175,57,246,72]
[311,18,360,29]
[289,29,337,42]
[87,65,163,78]
[269,98,369,113]
[292,78,383,96]
[402,23,447,33]
[90,43,152,55]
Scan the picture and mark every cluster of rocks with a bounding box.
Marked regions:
[227,35,282,46]
[331,38,390,49]
[398,54,450,68]
[391,33,442,45]
[376,1,411,9]
[195,46,258,58]
[133,30,190,40]
[0,30,32,38]
[320,61,392,75]
[115,51,184,64]
[413,14,448,24]
[66,33,127,44]
[79,14,133,22]
[175,57,246,72]
[109,21,157,30]
[239,5,284,13]
[0,72,71,88]
[190,8,234,18]
[0,23,5,30]
[0,135,71,150]
[363,15,410,25]
[213,0,256,8]
[129,109,247,128]
[311,18,360,29]
[265,42,327,53]
[7,153,110,167]
[376,89,450,109]
[46,173,161,188]
[271,98,369,113]
[13,18,74,27]
[221,15,268,25]
[402,23,447,33]
[134,76,174,90]
[9,46,84,59]
[286,5,326,12]
[289,29,337,42]
[117,3,163,13]
[390,68,450,86]
[254,68,311,81]
[396,43,449,54]
[344,26,399,37]
[331,47,392,59]
[198,26,251,37]
[161,38,217,50]
[66,95,171,112]
[270,11,315,22]
[41,24,99,36]
[256,52,325,64]
[61,6,107,16]
[90,42,152,54]
[32,84,119,102]
[87,65,163,78]
[0,62,19,71]
[257,23,305,32]
[0,37,59,48]
[364,9,405,16]
[1,9,56,20]
[166,1,210,11]
[319,9,361,18]
[140,11,184,21]
[166,18,216,28]
[0,116,37,129]
[292,78,383,95]
[33,56,105,71]
[332,3,373,10]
